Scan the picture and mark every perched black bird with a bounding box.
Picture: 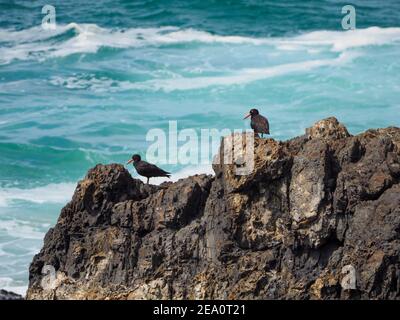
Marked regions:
[126,154,171,184]
[243,108,270,137]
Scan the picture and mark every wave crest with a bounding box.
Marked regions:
[1,23,399,65]
[0,183,76,207]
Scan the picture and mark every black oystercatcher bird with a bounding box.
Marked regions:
[243,108,270,138]
[126,154,171,184]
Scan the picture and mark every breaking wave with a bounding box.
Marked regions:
[1,23,399,64]
[0,183,76,207]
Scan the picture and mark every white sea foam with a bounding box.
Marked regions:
[131,51,360,91]
[49,74,118,92]
[1,23,399,65]
[0,277,27,296]
[50,50,359,92]
[0,182,76,207]
[0,220,44,240]
[288,27,400,52]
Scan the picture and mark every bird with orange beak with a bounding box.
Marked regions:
[244,108,270,138]
[126,154,170,184]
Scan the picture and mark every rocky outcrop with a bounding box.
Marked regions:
[0,289,24,300]
[27,117,400,300]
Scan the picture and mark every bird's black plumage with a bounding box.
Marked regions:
[244,108,270,137]
[127,154,170,184]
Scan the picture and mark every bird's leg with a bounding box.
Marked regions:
[146,177,149,184]
[261,133,264,138]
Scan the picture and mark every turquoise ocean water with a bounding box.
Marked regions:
[0,0,399,295]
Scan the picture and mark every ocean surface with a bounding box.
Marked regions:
[0,0,399,295]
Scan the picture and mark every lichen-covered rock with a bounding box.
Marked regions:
[27,117,400,300]
[213,133,291,193]
[306,117,350,140]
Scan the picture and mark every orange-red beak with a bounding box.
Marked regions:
[126,159,133,165]
[243,113,251,120]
